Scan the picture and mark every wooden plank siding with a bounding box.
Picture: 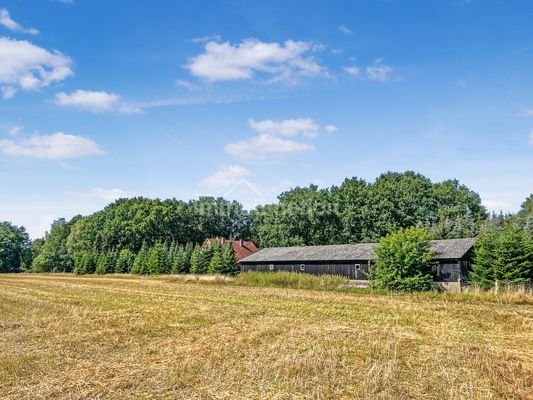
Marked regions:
[241,261,370,280]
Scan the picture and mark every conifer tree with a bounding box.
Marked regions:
[189,245,202,274]
[221,243,239,275]
[181,243,193,273]
[148,243,169,274]
[115,249,135,273]
[132,244,149,274]
[198,247,212,274]
[471,223,533,288]
[208,246,223,274]
[107,250,118,274]
[171,245,182,274]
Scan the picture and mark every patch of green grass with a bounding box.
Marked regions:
[232,271,347,290]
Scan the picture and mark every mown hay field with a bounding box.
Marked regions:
[0,274,532,399]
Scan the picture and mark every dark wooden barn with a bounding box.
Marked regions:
[239,238,475,282]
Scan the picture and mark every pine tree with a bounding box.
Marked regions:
[494,225,532,284]
[171,245,182,274]
[115,249,135,273]
[470,226,498,288]
[208,246,223,274]
[181,243,193,273]
[471,223,533,288]
[168,242,177,271]
[148,243,169,275]
[132,244,149,274]
[189,246,202,274]
[107,250,118,274]
[198,247,212,274]
[221,243,239,275]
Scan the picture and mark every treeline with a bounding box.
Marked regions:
[1,171,531,284]
[251,172,487,246]
[0,221,31,273]
[64,241,239,276]
[470,198,533,288]
[31,197,247,274]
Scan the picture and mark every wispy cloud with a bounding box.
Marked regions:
[54,90,141,114]
[8,125,23,136]
[200,165,252,190]
[338,25,353,35]
[529,130,533,145]
[366,59,393,81]
[249,118,320,138]
[225,134,313,161]
[0,132,104,159]
[186,38,325,84]
[75,187,130,202]
[0,37,72,99]
[343,66,360,76]
[189,34,221,43]
[175,79,199,91]
[0,8,39,35]
[324,124,338,133]
[1,86,16,99]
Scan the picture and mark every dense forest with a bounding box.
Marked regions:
[1,171,531,285]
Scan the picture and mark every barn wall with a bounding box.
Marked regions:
[240,261,370,280]
[242,258,471,282]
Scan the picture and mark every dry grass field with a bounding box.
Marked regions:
[0,274,532,399]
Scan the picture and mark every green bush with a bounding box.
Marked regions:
[369,227,435,291]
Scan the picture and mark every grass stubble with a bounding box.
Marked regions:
[0,274,532,399]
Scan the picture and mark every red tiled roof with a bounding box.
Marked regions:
[203,238,258,261]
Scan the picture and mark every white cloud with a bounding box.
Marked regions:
[200,165,252,190]
[175,79,199,91]
[529,130,533,145]
[324,124,338,133]
[189,34,221,44]
[85,187,129,201]
[1,85,16,99]
[225,133,313,160]
[343,66,360,76]
[366,59,393,81]
[249,118,320,138]
[0,8,39,35]
[186,38,325,83]
[54,90,140,113]
[338,25,353,35]
[0,132,104,159]
[0,37,72,97]
[523,109,533,117]
[8,125,23,136]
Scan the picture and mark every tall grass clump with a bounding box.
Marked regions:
[234,271,347,290]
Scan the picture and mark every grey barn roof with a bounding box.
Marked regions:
[240,238,475,263]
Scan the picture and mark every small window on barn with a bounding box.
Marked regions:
[355,264,361,271]
[300,264,305,271]
[269,264,274,271]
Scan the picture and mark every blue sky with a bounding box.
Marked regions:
[0,0,532,238]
